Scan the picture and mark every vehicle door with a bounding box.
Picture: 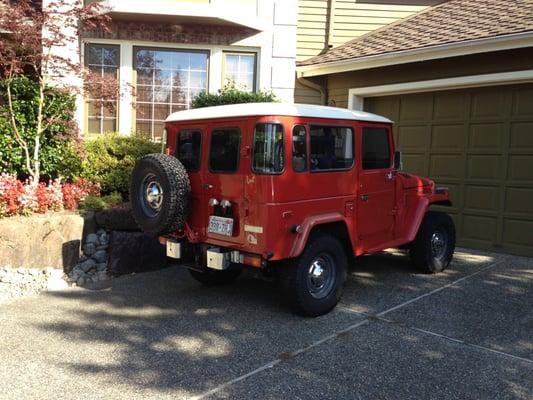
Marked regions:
[357,125,396,251]
[201,121,248,245]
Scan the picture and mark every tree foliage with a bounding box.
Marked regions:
[0,76,82,180]
[191,82,278,109]
[0,0,112,183]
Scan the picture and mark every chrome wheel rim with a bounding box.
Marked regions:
[140,174,163,217]
[307,254,336,299]
[431,228,447,258]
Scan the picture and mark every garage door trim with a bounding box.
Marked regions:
[347,69,533,111]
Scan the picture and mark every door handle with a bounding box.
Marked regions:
[360,194,369,202]
[203,183,213,190]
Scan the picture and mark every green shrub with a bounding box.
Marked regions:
[192,82,277,109]
[80,191,123,211]
[82,133,160,198]
[0,76,82,180]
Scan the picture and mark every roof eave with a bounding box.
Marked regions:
[296,31,533,78]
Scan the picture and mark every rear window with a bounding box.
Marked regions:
[362,127,391,170]
[310,125,354,171]
[175,130,201,172]
[209,128,241,173]
[253,123,284,174]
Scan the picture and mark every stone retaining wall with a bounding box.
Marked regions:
[0,212,86,270]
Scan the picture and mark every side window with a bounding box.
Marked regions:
[175,130,201,172]
[362,127,391,170]
[209,128,241,173]
[310,125,354,171]
[253,123,284,174]
[292,125,307,172]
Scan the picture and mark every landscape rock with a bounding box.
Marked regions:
[79,259,96,273]
[96,263,107,272]
[0,213,83,269]
[92,250,108,264]
[108,231,169,276]
[85,233,98,244]
[83,243,96,256]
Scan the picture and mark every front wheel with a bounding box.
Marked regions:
[280,234,348,317]
[410,211,456,273]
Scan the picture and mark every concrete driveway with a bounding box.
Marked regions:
[0,248,531,400]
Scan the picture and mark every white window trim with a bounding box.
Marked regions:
[81,38,261,135]
[348,69,533,111]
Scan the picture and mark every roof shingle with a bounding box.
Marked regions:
[298,0,533,67]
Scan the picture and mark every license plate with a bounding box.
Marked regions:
[208,216,234,237]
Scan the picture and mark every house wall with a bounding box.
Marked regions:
[295,0,429,104]
[325,48,533,107]
[45,0,297,136]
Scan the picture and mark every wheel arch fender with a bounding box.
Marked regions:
[288,212,354,258]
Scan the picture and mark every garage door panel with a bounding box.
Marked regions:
[505,187,533,214]
[365,83,533,256]
[462,214,497,243]
[507,155,533,182]
[469,123,505,151]
[399,94,432,121]
[429,154,463,179]
[502,219,533,248]
[471,89,507,119]
[512,87,533,117]
[433,182,461,209]
[402,153,428,177]
[464,185,499,212]
[431,124,467,150]
[434,92,467,120]
[365,97,400,121]
[509,122,533,150]
[466,155,502,181]
[397,125,429,151]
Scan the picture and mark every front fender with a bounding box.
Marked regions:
[405,192,452,243]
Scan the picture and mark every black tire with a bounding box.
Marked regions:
[189,268,242,286]
[280,234,348,317]
[410,211,456,273]
[130,153,191,236]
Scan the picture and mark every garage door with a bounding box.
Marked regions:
[365,83,533,257]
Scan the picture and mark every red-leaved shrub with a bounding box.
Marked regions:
[0,173,100,217]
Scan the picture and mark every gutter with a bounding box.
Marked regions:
[297,73,327,105]
[297,31,533,78]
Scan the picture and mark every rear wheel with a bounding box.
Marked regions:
[189,268,242,286]
[410,211,456,273]
[280,234,348,317]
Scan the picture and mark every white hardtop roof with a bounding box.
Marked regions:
[165,103,392,124]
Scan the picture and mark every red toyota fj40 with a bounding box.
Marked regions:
[130,103,455,316]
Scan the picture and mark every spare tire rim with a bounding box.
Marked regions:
[307,254,336,299]
[431,228,447,258]
[140,174,163,217]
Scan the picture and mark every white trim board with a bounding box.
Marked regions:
[348,69,533,110]
[298,32,533,78]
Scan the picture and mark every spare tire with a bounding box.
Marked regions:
[130,153,191,236]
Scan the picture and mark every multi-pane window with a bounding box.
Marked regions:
[85,44,119,134]
[134,48,208,140]
[310,126,354,171]
[362,127,391,170]
[223,53,256,92]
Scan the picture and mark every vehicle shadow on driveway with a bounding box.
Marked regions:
[18,248,531,399]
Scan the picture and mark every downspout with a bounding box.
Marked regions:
[297,72,327,105]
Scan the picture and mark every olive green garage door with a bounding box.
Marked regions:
[365,83,533,257]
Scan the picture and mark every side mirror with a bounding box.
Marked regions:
[394,151,403,170]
